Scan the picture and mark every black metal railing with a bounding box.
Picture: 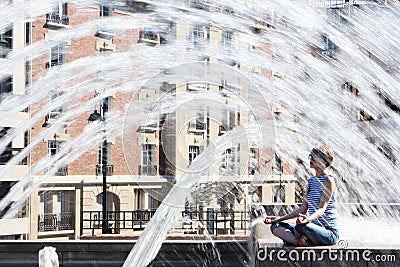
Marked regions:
[46,13,69,25]
[55,166,68,176]
[180,209,248,235]
[139,31,158,42]
[82,209,249,236]
[38,212,74,232]
[95,164,114,176]
[82,209,157,235]
[43,166,68,175]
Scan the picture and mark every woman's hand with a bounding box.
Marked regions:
[264,216,278,224]
[296,213,310,225]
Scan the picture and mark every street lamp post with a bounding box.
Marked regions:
[88,97,111,234]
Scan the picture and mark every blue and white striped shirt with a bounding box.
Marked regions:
[306,175,338,230]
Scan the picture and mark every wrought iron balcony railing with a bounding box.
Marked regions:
[38,212,74,232]
[95,164,114,176]
[46,13,69,25]
[55,166,68,176]
[82,209,249,236]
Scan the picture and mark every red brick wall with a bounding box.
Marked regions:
[30,4,143,176]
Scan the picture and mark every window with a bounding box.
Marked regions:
[321,35,335,57]
[25,61,31,85]
[48,91,66,119]
[41,191,53,215]
[48,44,66,68]
[47,140,67,175]
[148,189,160,209]
[273,185,285,203]
[221,30,233,47]
[195,111,205,130]
[48,140,62,156]
[191,25,206,39]
[342,82,359,96]
[358,109,374,121]
[96,192,119,213]
[0,75,12,95]
[188,111,205,131]
[39,191,74,232]
[136,189,145,209]
[249,148,259,175]
[273,153,282,174]
[327,8,341,23]
[141,144,156,175]
[219,107,235,134]
[140,27,158,42]
[188,145,200,166]
[0,128,12,165]
[25,22,31,45]
[220,148,235,175]
[190,111,205,130]
[38,191,75,232]
[188,25,209,49]
[100,4,112,17]
[0,26,12,58]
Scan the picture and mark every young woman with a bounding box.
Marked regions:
[264,146,339,246]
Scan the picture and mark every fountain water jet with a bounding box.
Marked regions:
[0,0,399,266]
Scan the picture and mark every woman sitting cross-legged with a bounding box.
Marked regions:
[264,146,339,246]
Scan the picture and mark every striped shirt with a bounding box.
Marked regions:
[306,175,338,230]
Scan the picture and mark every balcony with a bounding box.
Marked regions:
[139,165,157,176]
[138,30,159,45]
[82,209,249,236]
[38,212,74,232]
[83,209,157,234]
[55,166,68,176]
[46,13,69,27]
[44,165,68,176]
[95,164,114,176]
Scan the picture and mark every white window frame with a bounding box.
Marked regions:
[100,4,112,17]
[273,184,285,203]
[220,148,235,175]
[48,140,62,157]
[48,90,65,119]
[49,44,66,67]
